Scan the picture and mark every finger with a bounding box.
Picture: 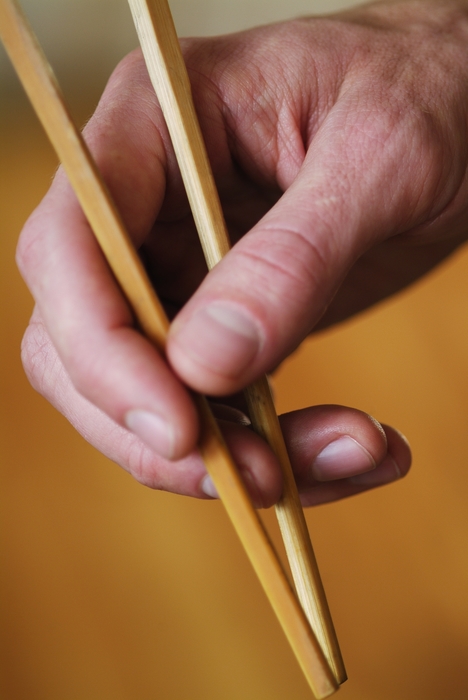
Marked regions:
[279,405,411,507]
[298,425,411,507]
[280,405,388,484]
[20,311,281,504]
[22,318,405,505]
[17,53,199,460]
[167,80,452,395]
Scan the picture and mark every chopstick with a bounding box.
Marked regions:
[127,0,346,686]
[0,0,339,695]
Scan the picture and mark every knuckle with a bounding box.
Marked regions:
[16,214,43,282]
[125,440,164,490]
[64,349,107,406]
[238,226,327,300]
[107,47,148,88]
[20,317,60,398]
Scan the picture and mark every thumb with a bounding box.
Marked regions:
[166,106,424,395]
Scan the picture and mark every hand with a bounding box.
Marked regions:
[19,0,468,505]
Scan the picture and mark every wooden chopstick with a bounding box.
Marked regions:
[244,376,346,683]
[0,0,338,696]
[127,0,346,685]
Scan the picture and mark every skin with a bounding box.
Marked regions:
[17,0,468,506]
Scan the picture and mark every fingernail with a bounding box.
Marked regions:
[201,474,219,499]
[348,456,402,486]
[125,409,175,460]
[312,436,376,481]
[172,303,260,378]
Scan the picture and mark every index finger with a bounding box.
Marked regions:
[17,50,199,460]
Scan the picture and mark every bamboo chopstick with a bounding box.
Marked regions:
[0,0,338,696]
[127,0,346,685]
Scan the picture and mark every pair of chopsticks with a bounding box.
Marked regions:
[0,0,346,695]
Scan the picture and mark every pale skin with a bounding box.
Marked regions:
[17,0,468,507]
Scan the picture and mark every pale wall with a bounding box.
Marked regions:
[0,0,359,91]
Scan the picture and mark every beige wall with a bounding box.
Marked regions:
[2,2,468,700]
[169,0,359,33]
[1,0,359,91]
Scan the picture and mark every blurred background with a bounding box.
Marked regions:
[2,1,468,698]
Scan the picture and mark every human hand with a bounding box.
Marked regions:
[19,0,468,505]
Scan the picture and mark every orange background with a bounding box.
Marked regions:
[2,3,468,698]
